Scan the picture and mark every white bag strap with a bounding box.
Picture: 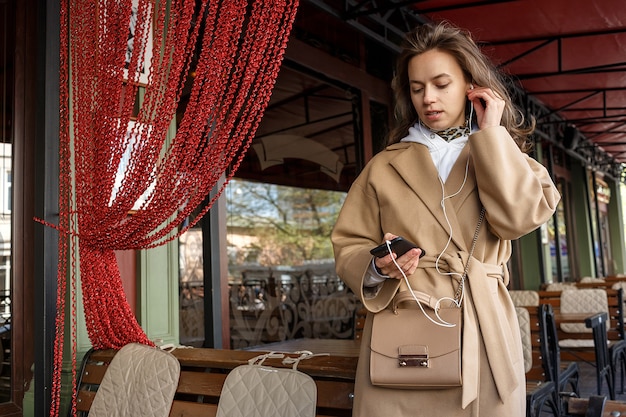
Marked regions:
[248,351,285,366]
[248,350,329,370]
[391,207,486,328]
[281,351,330,370]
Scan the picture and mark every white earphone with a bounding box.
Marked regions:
[469,83,474,90]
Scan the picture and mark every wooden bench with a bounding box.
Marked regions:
[575,282,614,289]
[541,279,626,291]
[354,307,366,341]
[542,281,616,291]
[74,347,357,417]
[605,276,626,284]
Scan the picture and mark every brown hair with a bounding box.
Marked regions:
[388,21,534,151]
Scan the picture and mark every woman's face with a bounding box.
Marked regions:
[408,49,470,131]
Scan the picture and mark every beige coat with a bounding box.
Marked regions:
[331,126,560,417]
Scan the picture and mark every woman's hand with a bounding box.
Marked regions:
[467,85,505,130]
[374,233,424,279]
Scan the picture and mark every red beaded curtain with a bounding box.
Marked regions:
[54,0,298,415]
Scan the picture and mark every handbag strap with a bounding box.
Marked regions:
[452,206,486,304]
[392,290,438,312]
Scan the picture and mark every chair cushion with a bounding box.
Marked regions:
[510,290,539,307]
[216,364,317,417]
[89,343,180,417]
[558,339,596,348]
[560,289,609,333]
[515,307,533,373]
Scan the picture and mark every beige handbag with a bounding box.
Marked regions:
[370,291,462,388]
[369,208,485,389]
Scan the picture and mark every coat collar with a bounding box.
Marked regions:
[388,143,477,251]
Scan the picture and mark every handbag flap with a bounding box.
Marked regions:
[398,345,428,356]
[370,306,461,359]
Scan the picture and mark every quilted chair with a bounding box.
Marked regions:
[515,307,557,417]
[559,289,608,335]
[216,352,318,417]
[538,303,579,416]
[88,343,180,417]
[558,289,615,400]
[510,290,540,307]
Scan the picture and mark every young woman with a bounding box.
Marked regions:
[331,22,560,416]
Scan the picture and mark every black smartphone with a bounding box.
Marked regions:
[369,237,424,258]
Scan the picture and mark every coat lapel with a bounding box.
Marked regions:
[389,143,476,251]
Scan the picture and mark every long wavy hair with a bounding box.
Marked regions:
[387,21,534,151]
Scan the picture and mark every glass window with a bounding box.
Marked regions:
[178,227,205,347]
[0,1,12,402]
[179,65,366,348]
[547,178,572,283]
[225,179,350,348]
[556,179,570,281]
[588,170,601,277]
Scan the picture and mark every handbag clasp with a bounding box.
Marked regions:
[398,345,429,368]
[398,354,429,367]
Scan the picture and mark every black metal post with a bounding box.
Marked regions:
[34,0,60,415]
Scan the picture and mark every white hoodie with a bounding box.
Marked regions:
[401,122,473,182]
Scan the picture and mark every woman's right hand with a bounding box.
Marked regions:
[374,233,424,279]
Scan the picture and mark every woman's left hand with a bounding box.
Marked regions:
[374,233,423,279]
[467,85,505,129]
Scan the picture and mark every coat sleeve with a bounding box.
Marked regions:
[469,126,561,240]
[330,174,401,312]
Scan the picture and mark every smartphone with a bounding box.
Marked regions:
[369,237,424,258]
